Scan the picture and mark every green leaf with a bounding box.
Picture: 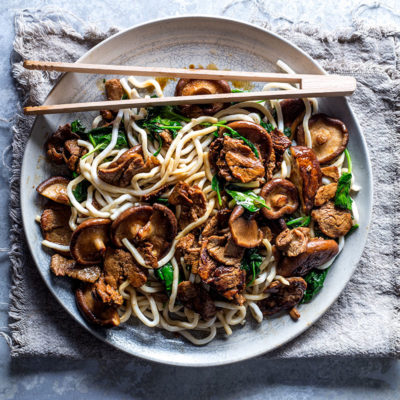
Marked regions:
[241,248,263,286]
[211,175,223,206]
[155,197,169,205]
[70,120,86,136]
[344,149,352,174]
[72,179,90,203]
[286,215,311,228]
[347,223,359,236]
[155,262,175,295]
[284,127,291,137]
[301,269,329,303]
[260,120,274,133]
[153,133,163,157]
[334,172,353,211]
[225,189,270,212]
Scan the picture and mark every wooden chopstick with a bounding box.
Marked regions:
[23,60,356,115]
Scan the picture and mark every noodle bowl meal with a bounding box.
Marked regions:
[35,61,359,345]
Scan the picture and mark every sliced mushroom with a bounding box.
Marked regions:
[206,234,245,266]
[76,283,120,327]
[311,201,352,238]
[260,178,299,219]
[258,277,307,316]
[111,204,177,268]
[175,78,231,117]
[297,114,349,164]
[275,227,310,257]
[290,146,322,213]
[229,205,263,248]
[70,218,111,265]
[280,99,305,127]
[278,238,339,277]
[37,176,70,205]
[40,205,72,247]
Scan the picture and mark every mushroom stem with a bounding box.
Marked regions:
[93,237,106,253]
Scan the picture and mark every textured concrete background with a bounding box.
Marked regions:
[1,0,400,399]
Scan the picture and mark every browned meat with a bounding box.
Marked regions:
[94,276,124,307]
[40,205,72,246]
[98,145,160,187]
[177,281,217,320]
[198,239,219,282]
[270,128,291,168]
[201,209,231,238]
[278,238,339,277]
[176,233,201,273]
[211,266,246,305]
[104,248,147,289]
[275,227,310,257]
[105,79,123,100]
[140,184,169,203]
[280,99,305,127]
[50,253,101,283]
[265,148,276,181]
[321,166,340,182]
[45,124,79,165]
[314,183,337,207]
[62,139,86,172]
[158,130,173,149]
[168,181,207,229]
[216,137,265,183]
[259,277,307,316]
[311,201,352,238]
[100,109,115,121]
[206,235,244,267]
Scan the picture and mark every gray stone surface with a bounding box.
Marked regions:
[0,0,400,399]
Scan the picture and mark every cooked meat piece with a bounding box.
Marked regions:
[198,239,219,282]
[140,184,169,203]
[50,253,101,283]
[321,166,340,182]
[94,276,123,307]
[216,137,265,183]
[211,266,246,305]
[311,201,352,238]
[45,124,80,165]
[278,238,339,277]
[40,205,72,246]
[100,109,115,121]
[138,241,159,269]
[98,145,160,187]
[105,79,123,100]
[270,128,291,168]
[280,99,305,127]
[176,233,201,273]
[177,281,217,320]
[314,183,338,207]
[168,181,207,229]
[265,147,276,181]
[104,248,147,289]
[275,227,310,257]
[206,235,244,267]
[201,209,231,238]
[259,277,307,316]
[62,139,86,172]
[158,130,173,149]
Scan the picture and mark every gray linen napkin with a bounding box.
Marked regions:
[8,9,400,358]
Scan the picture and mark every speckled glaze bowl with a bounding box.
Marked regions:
[21,16,372,366]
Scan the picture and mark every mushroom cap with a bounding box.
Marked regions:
[220,120,273,163]
[280,99,306,127]
[229,205,263,248]
[70,218,111,265]
[290,146,322,213]
[175,78,231,117]
[36,176,70,205]
[260,178,299,219]
[111,205,153,247]
[278,238,339,277]
[297,114,349,164]
[75,284,120,327]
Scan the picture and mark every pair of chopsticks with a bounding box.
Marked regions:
[23,60,356,115]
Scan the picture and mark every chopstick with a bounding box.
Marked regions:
[23,60,356,115]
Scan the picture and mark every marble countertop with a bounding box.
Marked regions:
[1,0,399,399]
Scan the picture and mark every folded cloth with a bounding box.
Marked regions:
[9,9,400,358]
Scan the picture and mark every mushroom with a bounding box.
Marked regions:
[76,283,120,327]
[260,178,299,219]
[40,205,72,247]
[45,124,80,165]
[290,146,322,213]
[229,205,263,248]
[175,78,231,117]
[70,218,111,265]
[111,204,178,268]
[206,234,245,266]
[36,176,70,205]
[296,114,349,164]
[280,98,305,127]
[278,238,339,277]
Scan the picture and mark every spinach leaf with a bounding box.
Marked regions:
[211,174,223,206]
[334,172,353,211]
[70,120,86,136]
[225,189,270,212]
[141,115,183,138]
[284,127,291,137]
[301,268,329,303]
[347,223,359,236]
[241,248,263,286]
[155,262,175,295]
[260,120,274,133]
[72,179,90,203]
[286,215,311,228]
[155,197,169,205]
